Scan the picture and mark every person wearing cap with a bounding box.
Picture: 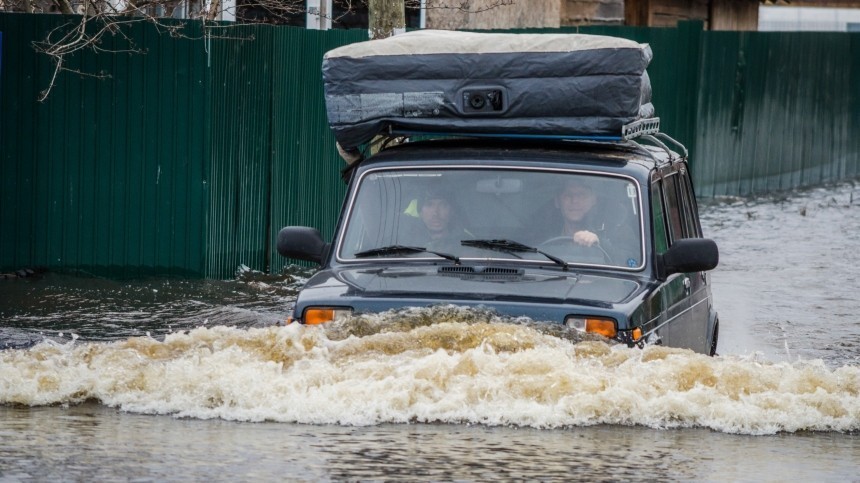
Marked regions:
[402,185,472,251]
[420,190,455,241]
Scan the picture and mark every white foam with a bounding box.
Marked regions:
[2,322,858,435]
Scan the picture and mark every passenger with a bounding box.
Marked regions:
[421,192,454,241]
[403,186,472,250]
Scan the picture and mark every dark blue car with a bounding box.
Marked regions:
[278,137,719,355]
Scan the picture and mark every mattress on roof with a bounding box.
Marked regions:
[322,29,654,149]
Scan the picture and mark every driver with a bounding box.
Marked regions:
[521,177,631,264]
[527,177,639,266]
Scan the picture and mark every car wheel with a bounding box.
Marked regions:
[709,320,719,357]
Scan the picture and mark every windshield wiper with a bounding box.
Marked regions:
[461,239,570,270]
[354,245,460,264]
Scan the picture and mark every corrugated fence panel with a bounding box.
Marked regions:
[694,31,742,197]
[694,31,860,197]
[0,14,208,276]
[269,27,365,273]
[0,15,33,271]
[206,25,275,278]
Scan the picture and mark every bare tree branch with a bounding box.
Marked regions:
[420,0,515,13]
[54,0,75,14]
[3,0,517,100]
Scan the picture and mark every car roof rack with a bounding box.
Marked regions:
[355,117,688,166]
[390,129,624,142]
[629,131,688,163]
[620,118,661,140]
[389,117,663,143]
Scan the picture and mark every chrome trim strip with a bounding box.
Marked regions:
[643,297,709,336]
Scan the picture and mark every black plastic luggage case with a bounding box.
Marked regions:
[322,30,655,149]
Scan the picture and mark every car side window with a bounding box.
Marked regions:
[661,173,685,243]
[679,167,702,238]
[650,182,669,255]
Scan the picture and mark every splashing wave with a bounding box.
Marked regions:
[2,307,858,435]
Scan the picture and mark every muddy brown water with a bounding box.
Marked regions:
[1,182,859,480]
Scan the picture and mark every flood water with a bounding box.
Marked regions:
[2,182,859,480]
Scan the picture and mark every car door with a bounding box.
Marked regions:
[655,163,712,352]
[646,175,689,348]
[672,164,713,353]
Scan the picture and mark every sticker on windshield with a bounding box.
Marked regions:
[627,184,638,215]
[627,258,638,268]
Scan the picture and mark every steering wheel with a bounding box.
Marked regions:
[538,236,613,264]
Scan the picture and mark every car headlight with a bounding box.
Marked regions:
[303,307,353,325]
[564,316,617,338]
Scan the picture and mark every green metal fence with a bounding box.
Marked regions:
[0,15,364,278]
[205,25,365,278]
[0,16,209,277]
[693,31,860,196]
[1,14,858,278]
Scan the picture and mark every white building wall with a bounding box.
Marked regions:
[759,6,860,31]
[221,0,236,21]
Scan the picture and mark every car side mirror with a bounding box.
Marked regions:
[277,226,329,264]
[659,238,719,279]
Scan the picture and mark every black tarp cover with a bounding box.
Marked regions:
[323,30,654,149]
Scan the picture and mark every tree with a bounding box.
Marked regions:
[368,0,403,39]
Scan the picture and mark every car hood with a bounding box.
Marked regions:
[304,265,640,306]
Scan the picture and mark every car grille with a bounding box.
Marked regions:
[438,266,524,280]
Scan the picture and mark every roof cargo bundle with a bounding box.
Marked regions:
[322,30,657,150]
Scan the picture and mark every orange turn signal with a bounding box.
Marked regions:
[565,316,618,338]
[585,318,617,338]
[303,308,352,325]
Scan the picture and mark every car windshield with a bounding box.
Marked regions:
[338,168,644,269]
